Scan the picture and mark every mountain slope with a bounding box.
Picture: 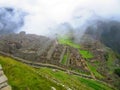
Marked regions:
[85,20,120,54]
[0,55,65,90]
[0,55,113,90]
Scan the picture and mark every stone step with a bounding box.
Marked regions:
[59,46,67,63]
[1,85,11,90]
[0,82,8,89]
[0,75,8,84]
[0,65,2,70]
[0,70,4,76]
[47,42,56,60]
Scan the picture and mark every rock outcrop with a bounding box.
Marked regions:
[0,65,11,90]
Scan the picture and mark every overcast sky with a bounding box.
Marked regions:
[0,0,120,35]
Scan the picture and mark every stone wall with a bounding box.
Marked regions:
[0,65,11,90]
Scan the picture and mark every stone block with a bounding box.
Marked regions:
[0,70,4,76]
[0,82,8,89]
[0,65,2,70]
[0,75,8,84]
[1,85,11,90]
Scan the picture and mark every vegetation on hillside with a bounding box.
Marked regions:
[86,62,104,79]
[0,56,64,90]
[0,55,113,90]
[61,54,68,65]
[58,37,93,59]
[37,67,113,90]
[58,36,80,49]
[79,50,94,59]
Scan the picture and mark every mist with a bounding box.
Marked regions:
[0,0,120,36]
[0,7,26,34]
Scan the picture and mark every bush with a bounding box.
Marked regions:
[114,68,120,77]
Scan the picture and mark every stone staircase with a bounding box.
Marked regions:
[0,65,11,90]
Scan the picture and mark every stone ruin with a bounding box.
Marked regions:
[0,65,11,90]
[0,33,92,74]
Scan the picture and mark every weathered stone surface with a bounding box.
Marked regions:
[0,75,7,84]
[0,65,11,90]
[0,82,8,89]
[51,87,56,90]
[47,41,56,60]
[1,85,11,90]
[0,70,4,76]
[59,46,66,63]
[0,65,2,70]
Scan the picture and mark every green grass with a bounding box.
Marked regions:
[58,37,80,49]
[0,55,113,90]
[87,62,104,79]
[70,67,91,75]
[107,51,117,72]
[79,50,94,59]
[77,77,113,90]
[104,49,118,74]
[58,37,94,60]
[37,67,113,90]
[0,55,64,90]
[61,54,68,65]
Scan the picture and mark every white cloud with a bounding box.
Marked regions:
[0,0,120,35]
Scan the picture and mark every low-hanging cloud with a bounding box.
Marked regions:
[0,0,120,35]
[0,7,26,34]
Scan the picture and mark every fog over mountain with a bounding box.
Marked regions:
[0,0,120,53]
[85,20,120,53]
[0,0,120,36]
[0,7,26,34]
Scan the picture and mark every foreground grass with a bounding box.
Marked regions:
[77,77,113,90]
[37,68,113,90]
[0,55,64,90]
[0,55,113,90]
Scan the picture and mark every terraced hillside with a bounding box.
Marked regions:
[0,32,119,89]
[0,32,91,75]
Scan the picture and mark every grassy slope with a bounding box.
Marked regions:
[0,56,64,90]
[86,62,104,79]
[58,37,80,49]
[61,54,67,65]
[107,50,117,73]
[79,50,94,59]
[58,37,93,59]
[0,55,113,90]
[37,68,113,90]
